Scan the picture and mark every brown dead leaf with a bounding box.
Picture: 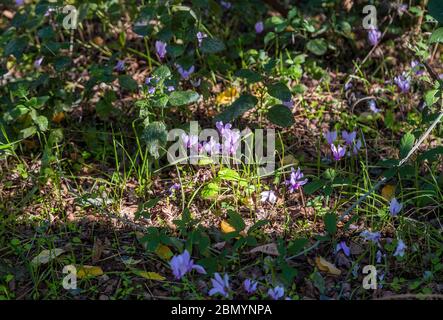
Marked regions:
[247,243,279,256]
[92,238,104,264]
[315,256,341,276]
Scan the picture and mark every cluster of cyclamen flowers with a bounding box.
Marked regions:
[169,250,289,300]
[323,129,362,161]
[180,121,240,157]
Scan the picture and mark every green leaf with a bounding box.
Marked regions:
[200,38,225,54]
[118,75,138,91]
[304,179,325,195]
[141,121,167,159]
[324,213,337,235]
[417,146,443,162]
[4,37,27,59]
[152,65,171,79]
[235,69,262,83]
[306,38,328,56]
[227,210,245,232]
[168,90,199,106]
[430,27,443,43]
[424,89,439,107]
[267,82,291,101]
[267,104,294,127]
[288,238,308,256]
[201,182,220,200]
[428,0,443,24]
[215,94,258,123]
[218,168,240,181]
[400,132,415,158]
[34,115,48,131]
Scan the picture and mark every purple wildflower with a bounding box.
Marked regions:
[15,0,24,6]
[389,198,402,216]
[181,133,199,150]
[353,139,362,155]
[331,144,346,161]
[336,241,351,257]
[209,273,230,298]
[114,60,125,72]
[34,57,44,69]
[220,1,232,9]
[267,286,284,300]
[190,78,201,87]
[169,250,206,280]
[393,239,407,257]
[367,27,381,46]
[168,183,181,195]
[324,130,337,145]
[215,121,232,136]
[369,100,380,113]
[167,85,175,92]
[155,41,167,60]
[261,190,277,204]
[342,130,357,145]
[360,230,381,244]
[243,279,258,294]
[203,137,221,155]
[394,73,410,93]
[255,21,264,34]
[285,167,308,192]
[282,100,294,109]
[344,81,353,91]
[411,60,424,76]
[376,250,384,263]
[177,65,195,80]
[196,32,207,47]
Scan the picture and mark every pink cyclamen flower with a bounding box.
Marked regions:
[243,279,258,294]
[209,273,230,298]
[255,21,264,34]
[342,130,357,145]
[260,190,277,204]
[336,241,351,257]
[181,133,199,150]
[169,250,206,280]
[367,27,381,46]
[155,41,167,59]
[324,130,337,145]
[389,198,402,216]
[285,167,308,192]
[34,57,44,69]
[196,32,207,47]
[331,144,346,161]
[369,100,380,113]
[393,239,407,257]
[268,286,284,300]
[203,137,221,155]
[394,73,410,93]
[177,65,195,80]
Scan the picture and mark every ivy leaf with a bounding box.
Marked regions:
[200,38,225,54]
[215,94,258,123]
[430,27,443,43]
[306,38,328,56]
[324,213,337,235]
[141,121,167,158]
[400,132,415,158]
[168,90,199,106]
[267,104,294,127]
[267,82,292,101]
[118,75,138,91]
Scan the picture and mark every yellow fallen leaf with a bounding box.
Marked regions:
[77,265,104,279]
[136,271,166,281]
[31,248,65,265]
[155,244,173,260]
[381,184,396,200]
[52,112,65,124]
[216,87,238,105]
[315,256,341,276]
[220,220,236,234]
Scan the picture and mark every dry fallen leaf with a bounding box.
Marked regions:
[381,184,396,200]
[31,248,65,265]
[220,220,236,234]
[155,244,173,260]
[77,265,104,279]
[216,87,238,105]
[52,112,65,123]
[247,243,279,256]
[135,271,166,281]
[92,238,104,264]
[315,256,341,276]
